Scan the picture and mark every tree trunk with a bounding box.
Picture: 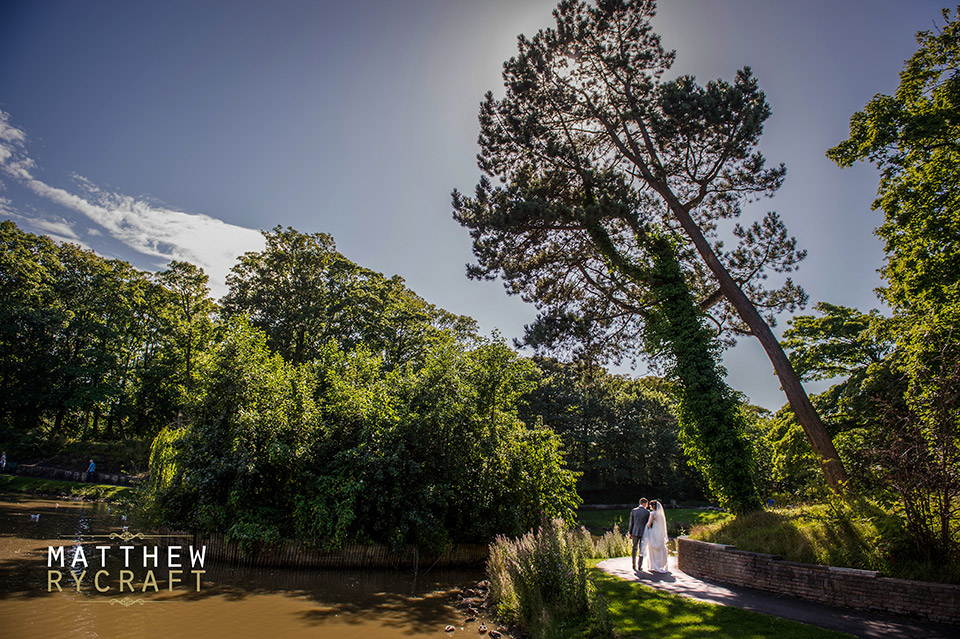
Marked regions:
[669,201,850,491]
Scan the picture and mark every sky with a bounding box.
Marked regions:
[0,0,949,409]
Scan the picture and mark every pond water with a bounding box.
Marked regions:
[0,493,488,639]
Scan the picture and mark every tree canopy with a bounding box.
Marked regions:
[148,321,580,550]
[0,220,206,444]
[222,226,477,367]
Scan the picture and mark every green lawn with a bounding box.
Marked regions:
[0,474,134,502]
[578,507,733,536]
[589,566,854,639]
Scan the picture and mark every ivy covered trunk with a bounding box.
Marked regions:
[646,235,762,513]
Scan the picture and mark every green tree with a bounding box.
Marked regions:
[766,304,896,497]
[223,226,475,366]
[521,357,704,501]
[0,220,214,443]
[781,303,891,382]
[148,323,579,550]
[828,8,960,326]
[0,220,64,432]
[829,8,960,560]
[452,0,847,490]
[155,261,216,393]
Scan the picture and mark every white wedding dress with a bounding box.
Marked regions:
[643,508,669,573]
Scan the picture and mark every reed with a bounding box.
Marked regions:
[487,519,615,638]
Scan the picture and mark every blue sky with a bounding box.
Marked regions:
[0,0,948,409]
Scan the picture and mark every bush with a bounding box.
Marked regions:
[487,519,615,639]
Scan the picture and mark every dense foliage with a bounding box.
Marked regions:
[819,8,960,564]
[222,226,477,367]
[141,227,582,549]
[768,305,959,564]
[521,358,705,502]
[644,236,761,512]
[148,320,579,550]
[0,220,214,448]
[2,216,717,546]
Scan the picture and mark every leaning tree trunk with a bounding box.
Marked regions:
[648,235,762,512]
[668,199,850,491]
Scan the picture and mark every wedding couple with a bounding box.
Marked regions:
[628,497,669,573]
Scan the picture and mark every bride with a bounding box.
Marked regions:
[643,500,670,573]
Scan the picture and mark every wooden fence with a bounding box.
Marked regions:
[157,530,489,569]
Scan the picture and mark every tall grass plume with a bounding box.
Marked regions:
[486,519,619,638]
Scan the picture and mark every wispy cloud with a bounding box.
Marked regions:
[29,217,83,245]
[0,109,264,297]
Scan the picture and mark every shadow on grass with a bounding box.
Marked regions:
[590,568,854,639]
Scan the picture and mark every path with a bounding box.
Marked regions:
[596,556,958,639]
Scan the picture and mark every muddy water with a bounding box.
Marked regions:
[0,493,489,639]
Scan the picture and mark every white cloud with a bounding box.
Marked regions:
[0,109,265,297]
[30,217,82,243]
[0,111,27,145]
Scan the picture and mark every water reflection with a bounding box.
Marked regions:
[0,493,488,639]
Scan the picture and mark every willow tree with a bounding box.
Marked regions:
[452,0,848,489]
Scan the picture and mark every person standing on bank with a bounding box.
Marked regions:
[643,500,670,573]
[86,458,96,483]
[628,498,650,572]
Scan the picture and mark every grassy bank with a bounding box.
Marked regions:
[589,564,853,639]
[484,519,850,639]
[689,503,960,584]
[578,507,733,537]
[0,436,152,476]
[0,474,133,502]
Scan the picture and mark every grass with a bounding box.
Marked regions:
[688,503,960,584]
[589,563,854,639]
[0,474,134,502]
[578,507,734,537]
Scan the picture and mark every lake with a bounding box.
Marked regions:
[0,492,489,638]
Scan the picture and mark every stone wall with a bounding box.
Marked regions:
[678,537,960,626]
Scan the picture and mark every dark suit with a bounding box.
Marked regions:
[628,505,650,569]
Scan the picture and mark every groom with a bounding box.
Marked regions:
[628,497,650,571]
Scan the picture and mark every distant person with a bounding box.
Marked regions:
[643,500,670,573]
[628,498,650,572]
[86,459,96,483]
[1,451,6,473]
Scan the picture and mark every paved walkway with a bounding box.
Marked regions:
[597,556,958,639]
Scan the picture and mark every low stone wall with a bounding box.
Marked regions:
[14,464,135,486]
[678,537,960,626]
[158,531,488,569]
